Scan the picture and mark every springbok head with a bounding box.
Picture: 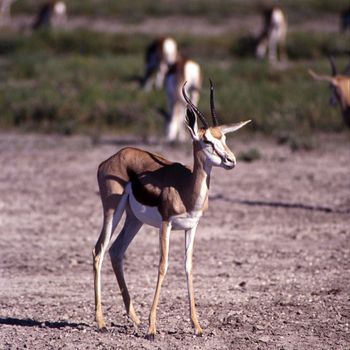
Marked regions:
[308,56,350,110]
[182,80,251,169]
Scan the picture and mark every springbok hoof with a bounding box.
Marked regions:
[195,328,203,337]
[98,326,108,333]
[146,333,155,341]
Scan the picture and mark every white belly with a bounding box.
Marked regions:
[129,190,163,229]
[127,184,202,231]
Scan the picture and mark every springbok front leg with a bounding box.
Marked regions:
[109,209,143,325]
[185,225,202,336]
[147,221,172,340]
[268,32,278,63]
[155,61,168,89]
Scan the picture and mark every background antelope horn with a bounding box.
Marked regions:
[328,55,337,76]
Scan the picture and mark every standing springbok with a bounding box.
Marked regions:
[32,0,67,30]
[92,81,250,339]
[308,57,350,128]
[256,7,287,63]
[141,37,178,91]
[164,57,202,142]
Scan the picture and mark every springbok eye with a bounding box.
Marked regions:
[203,140,213,146]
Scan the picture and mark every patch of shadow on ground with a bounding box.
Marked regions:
[210,194,350,214]
[0,317,88,329]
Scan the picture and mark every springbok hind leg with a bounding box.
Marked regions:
[92,193,128,330]
[109,210,143,325]
[92,211,114,331]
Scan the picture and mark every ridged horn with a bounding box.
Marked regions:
[209,79,219,126]
[182,82,209,129]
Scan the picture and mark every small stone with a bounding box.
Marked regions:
[259,335,270,343]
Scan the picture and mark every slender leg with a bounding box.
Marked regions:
[109,210,143,325]
[177,108,187,142]
[147,221,172,340]
[279,30,288,62]
[92,211,114,330]
[155,61,167,89]
[166,112,178,142]
[268,31,277,64]
[256,37,268,60]
[92,193,128,330]
[185,225,202,336]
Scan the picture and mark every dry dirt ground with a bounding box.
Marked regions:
[0,132,349,350]
[10,14,340,36]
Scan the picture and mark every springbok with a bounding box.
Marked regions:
[256,7,287,63]
[164,57,202,142]
[0,0,15,27]
[141,37,178,91]
[32,0,67,30]
[92,81,250,339]
[308,57,350,128]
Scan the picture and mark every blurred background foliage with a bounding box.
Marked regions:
[0,0,349,140]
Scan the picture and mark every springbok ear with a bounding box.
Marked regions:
[185,106,200,140]
[221,120,251,134]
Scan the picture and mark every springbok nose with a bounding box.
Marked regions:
[226,155,236,165]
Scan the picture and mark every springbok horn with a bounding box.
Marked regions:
[182,82,209,129]
[308,69,336,84]
[209,79,219,126]
[328,55,337,76]
[343,59,350,75]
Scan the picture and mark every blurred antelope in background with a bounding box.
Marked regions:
[340,6,350,32]
[92,81,250,339]
[309,57,350,128]
[32,0,67,30]
[0,0,15,27]
[256,7,287,63]
[141,37,178,91]
[164,57,202,142]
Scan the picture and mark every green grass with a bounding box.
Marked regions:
[0,30,348,138]
[0,30,348,58]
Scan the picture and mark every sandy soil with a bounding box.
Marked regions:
[10,14,340,36]
[0,132,349,349]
